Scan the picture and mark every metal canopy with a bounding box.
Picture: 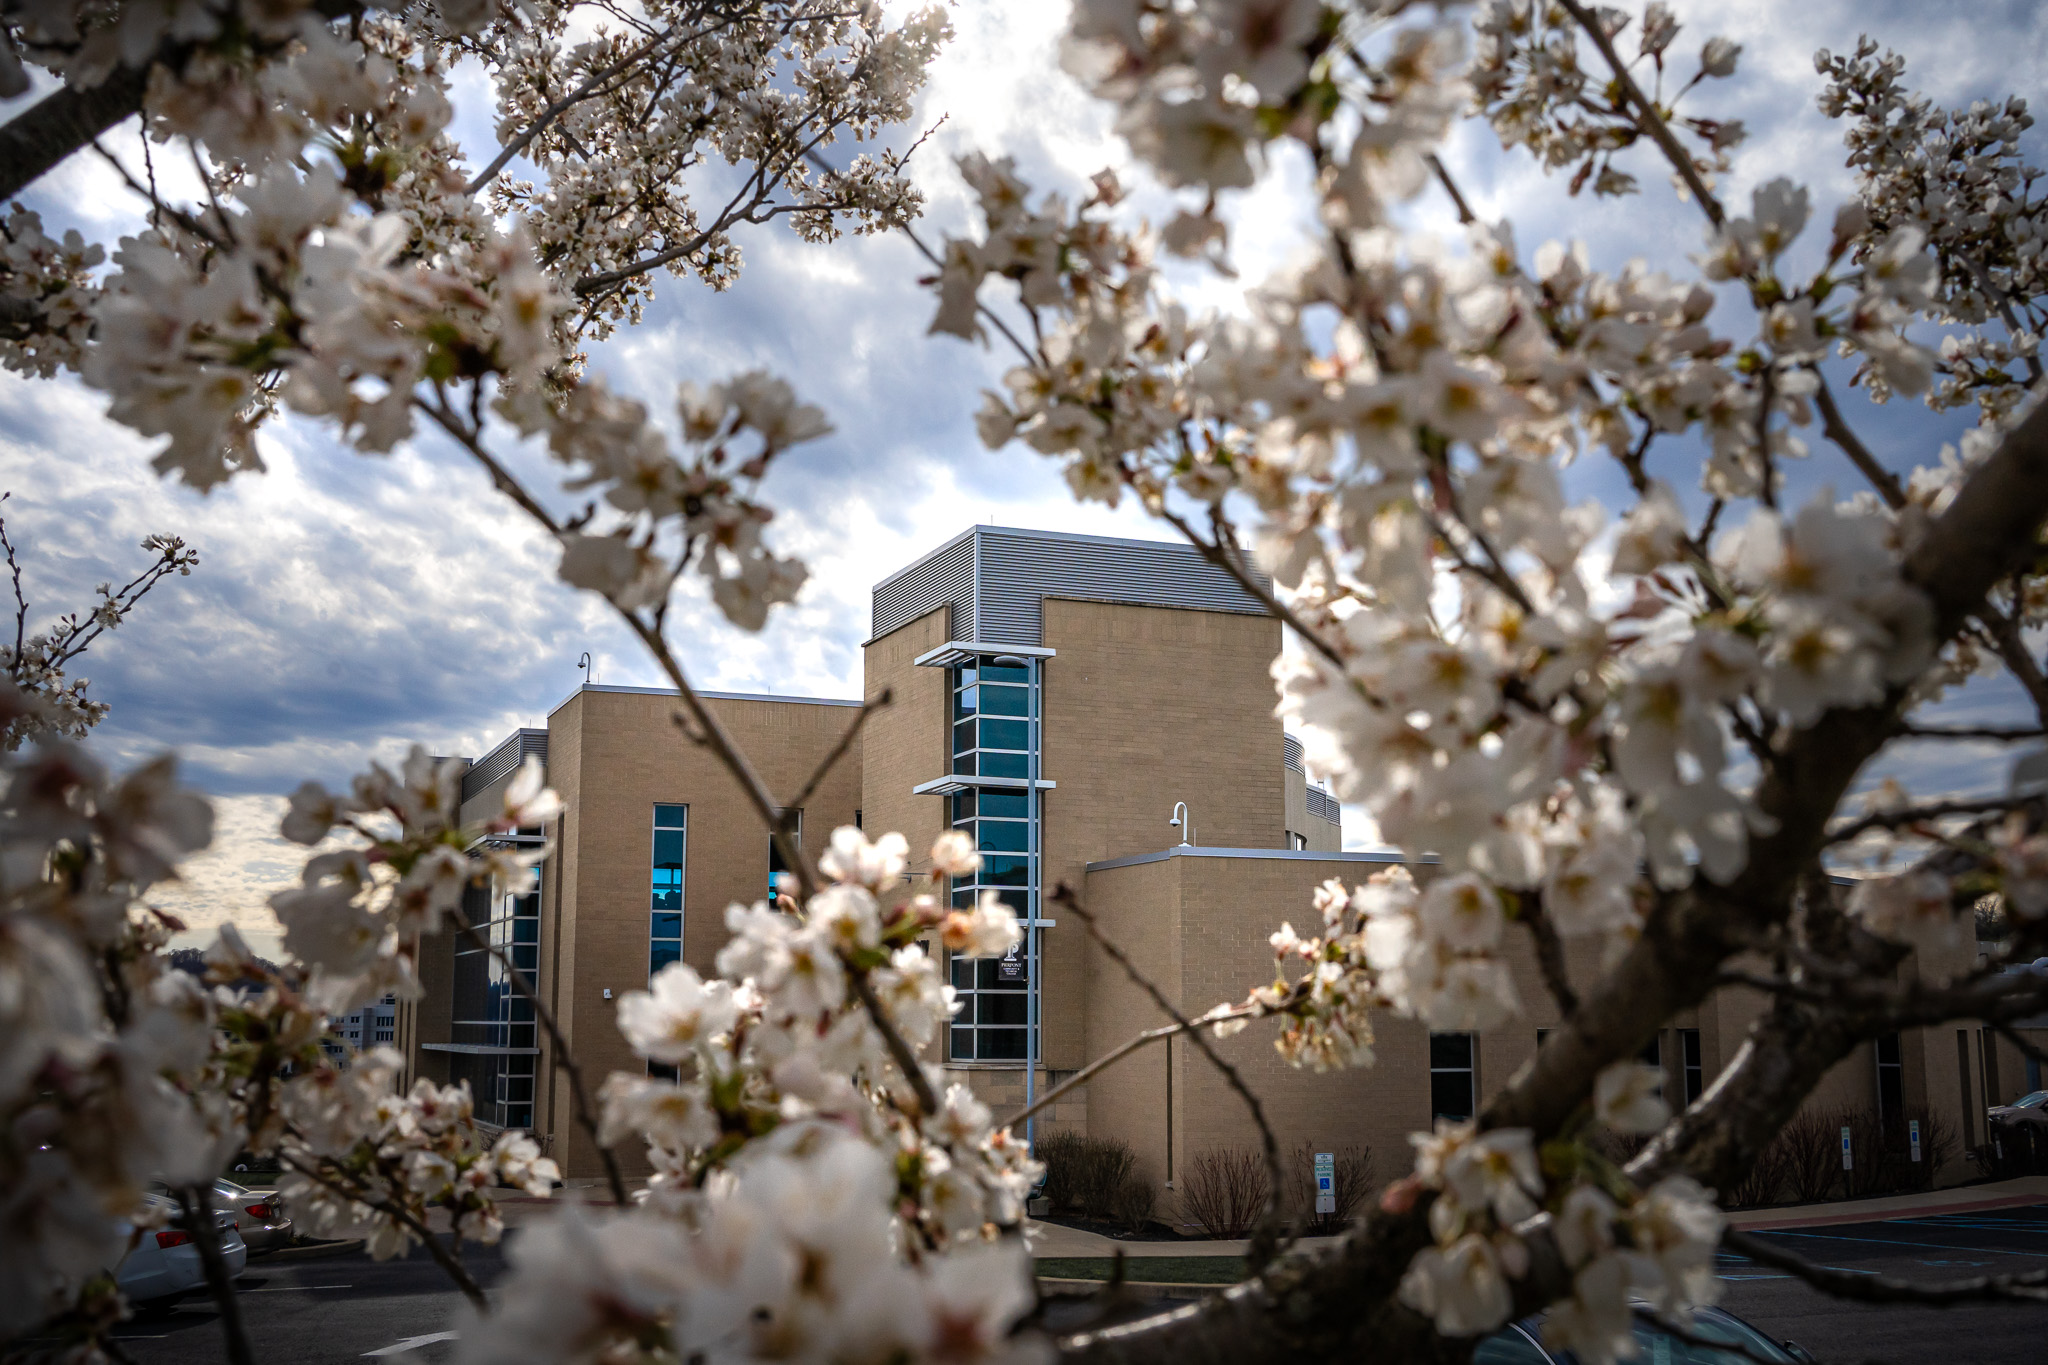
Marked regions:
[420,1043,541,1056]
[911,640,1058,669]
[911,774,1058,797]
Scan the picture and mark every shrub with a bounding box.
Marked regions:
[1036,1129,1087,1213]
[1725,1130,1791,1208]
[1286,1143,1374,1234]
[1035,1130,1153,1229]
[1182,1146,1271,1239]
[1777,1110,1844,1204]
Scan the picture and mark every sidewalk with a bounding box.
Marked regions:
[1726,1174,2048,1230]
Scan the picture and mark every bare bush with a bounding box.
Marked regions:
[1036,1129,1086,1214]
[1778,1111,1845,1205]
[1036,1130,1152,1229]
[1182,1147,1271,1240]
[1725,1130,1792,1209]
[1286,1144,1374,1234]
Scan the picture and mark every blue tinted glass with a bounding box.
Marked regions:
[512,944,537,971]
[951,791,975,821]
[952,887,979,908]
[978,790,1027,818]
[953,719,977,755]
[980,751,1028,779]
[952,750,976,776]
[653,828,684,864]
[954,685,977,720]
[509,1023,535,1049]
[651,887,681,912]
[975,819,1028,852]
[979,718,1028,751]
[980,684,1027,716]
[980,664,1028,683]
[654,804,686,829]
[650,942,681,972]
[983,855,1028,886]
[651,912,681,939]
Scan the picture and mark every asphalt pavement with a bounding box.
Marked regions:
[1719,1206,2048,1364]
[93,1208,2048,1365]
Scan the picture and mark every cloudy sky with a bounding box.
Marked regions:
[1,0,2042,956]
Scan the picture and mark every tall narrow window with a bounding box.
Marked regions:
[769,808,801,902]
[650,804,687,976]
[449,868,539,1128]
[1680,1029,1704,1106]
[1875,1033,1905,1126]
[949,930,1036,1062]
[1430,1032,1476,1121]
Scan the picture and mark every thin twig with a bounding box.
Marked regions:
[1896,723,2045,742]
[1426,153,1476,225]
[784,687,890,815]
[1556,0,1725,228]
[1156,504,1350,678]
[1003,1009,1254,1131]
[278,1152,487,1308]
[1975,597,2048,727]
[1052,883,1288,1275]
[449,905,628,1206]
[420,394,942,1119]
[1812,371,1906,509]
[173,1183,254,1365]
[1825,796,2026,846]
[1518,893,1580,1016]
[1725,1228,2048,1303]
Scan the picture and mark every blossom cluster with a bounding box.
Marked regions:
[1395,1113,1722,1365]
[604,828,1035,1247]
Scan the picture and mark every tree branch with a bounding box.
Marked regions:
[449,905,628,1207]
[172,1183,254,1365]
[1052,883,1287,1275]
[1811,372,1907,509]
[1896,723,2046,741]
[1518,893,1580,1016]
[1725,1228,2048,1303]
[0,65,148,204]
[278,1152,487,1308]
[1825,796,2025,846]
[1003,1009,1254,1132]
[784,687,889,816]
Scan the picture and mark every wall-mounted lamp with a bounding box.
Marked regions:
[1169,801,1192,847]
[577,651,597,686]
[990,654,1030,669]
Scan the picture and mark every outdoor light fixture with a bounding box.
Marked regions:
[1169,801,1192,846]
[990,654,1030,668]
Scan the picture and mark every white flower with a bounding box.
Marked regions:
[941,890,1023,958]
[616,963,738,1063]
[1416,874,1508,955]
[1399,1232,1514,1336]
[1543,1251,1639,1365]
[1629,1175,1726,1312]
[1699,36,1741,78]
[1594,1061,1671,1135]
[1441,1128,1543,1227]
[819,826,909,888]
[930,829,983,878]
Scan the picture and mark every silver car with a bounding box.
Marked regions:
[117,1192,249,1306]
[211,1178,293,1254]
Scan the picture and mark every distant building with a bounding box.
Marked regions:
[399,525,1994,1212]
[324,993,397,1065]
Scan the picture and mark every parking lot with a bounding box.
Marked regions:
[98,1207,2048,1365]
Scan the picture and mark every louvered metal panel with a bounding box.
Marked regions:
[975,527,1266,645]
[1284,734,1303,772]
[1307,787,1341,823]
[461,728,548,802]
[871,532,974,642]
[871,525,1270,646]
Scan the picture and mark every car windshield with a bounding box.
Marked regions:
[1621,1309,1798,1365]
[2013,1090,2048,1109]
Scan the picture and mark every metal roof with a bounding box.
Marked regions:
[870,525,1270,646]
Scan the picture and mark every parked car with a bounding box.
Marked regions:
[1987,1089,2048,1174]
[116,1192,249,1307]
[212,1178,293,1254]
[1474,1303,1815,1364]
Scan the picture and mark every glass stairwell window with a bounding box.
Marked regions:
[952,663,1031,779]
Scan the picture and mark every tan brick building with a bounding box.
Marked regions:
[402,525,2019,1213]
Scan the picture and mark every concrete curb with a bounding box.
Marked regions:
[1730,1188,2048,1231]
